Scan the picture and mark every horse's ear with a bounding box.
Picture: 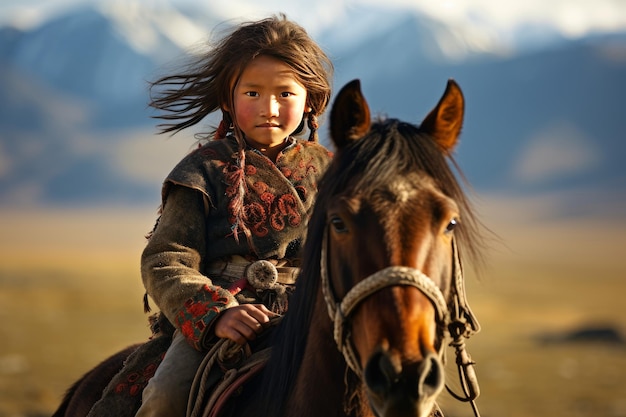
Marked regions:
[420,79,464,153]
[330,79,371,150]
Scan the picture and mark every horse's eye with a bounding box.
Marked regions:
[445,218,459,234]
[330,216,348,233]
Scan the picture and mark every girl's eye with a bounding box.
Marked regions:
[280,92,293,98]
[245,91,259,97]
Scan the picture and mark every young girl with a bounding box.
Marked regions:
[134,15,333,417]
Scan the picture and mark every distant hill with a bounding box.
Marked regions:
[0,2,624,213]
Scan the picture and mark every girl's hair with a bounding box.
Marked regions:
[149,14,333,142]
[149,14,333,248]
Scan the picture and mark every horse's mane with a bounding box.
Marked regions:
[251,117,486,416]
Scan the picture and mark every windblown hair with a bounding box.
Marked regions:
[148,14,333,246]
[149,14,333,142]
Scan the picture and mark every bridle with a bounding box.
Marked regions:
[320,227,482,417]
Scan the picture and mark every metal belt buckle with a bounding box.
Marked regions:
[245,260,278,290]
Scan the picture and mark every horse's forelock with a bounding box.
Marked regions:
[342,118,485,268]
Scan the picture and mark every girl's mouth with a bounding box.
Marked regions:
[257,122,280,128]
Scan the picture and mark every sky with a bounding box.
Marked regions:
[1,0,625,43]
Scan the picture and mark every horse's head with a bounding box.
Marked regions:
[320,79,480,417]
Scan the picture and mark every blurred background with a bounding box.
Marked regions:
[1,0,625,416]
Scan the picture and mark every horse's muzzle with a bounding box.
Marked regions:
[364,349,443,417]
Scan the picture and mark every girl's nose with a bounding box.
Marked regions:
[261,96,279,117]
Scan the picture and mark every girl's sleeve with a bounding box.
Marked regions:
[141,184,238,351]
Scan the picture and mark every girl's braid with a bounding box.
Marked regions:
[226,129,255,250]
[214,112,233,140]
[307,113,319,142]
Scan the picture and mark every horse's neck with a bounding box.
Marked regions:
[284,293,373,417]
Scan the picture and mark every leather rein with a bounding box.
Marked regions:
[320,227,482,417]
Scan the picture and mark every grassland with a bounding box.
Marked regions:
[1,201,625,417]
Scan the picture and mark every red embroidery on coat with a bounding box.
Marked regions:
[290,156,318,182]
[271,194,301,230]
[113,358,163,397]
[219,147,322,238]
[280,167,292,178]
[176,285,230,348]
[188,301,209,317]
[180,321,195,340]
[246,202,269,237]
[129,384,141,396]
[143,363,157,378]
[242,179,304,237]
[295,185,308,201]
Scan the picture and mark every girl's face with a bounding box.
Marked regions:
[232,55,310,150]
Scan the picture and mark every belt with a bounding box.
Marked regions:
[206,258,300,290]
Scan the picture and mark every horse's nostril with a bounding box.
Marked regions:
[364,351,398,397]
[419,352,444,397]
[365,350,444,406]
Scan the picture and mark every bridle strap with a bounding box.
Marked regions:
[320,229,449,375]
[449,239,480,337]
[340,267,449,325]
[445,240,481,417]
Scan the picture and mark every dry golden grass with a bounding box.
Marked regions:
[0,207,154,417]
[1,200,625,417]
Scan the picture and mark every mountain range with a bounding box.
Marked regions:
[0,1,625,217]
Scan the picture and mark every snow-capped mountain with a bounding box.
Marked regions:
[0,1,625,215]
[0,2,220,119]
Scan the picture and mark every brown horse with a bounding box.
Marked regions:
[53,79,484,417]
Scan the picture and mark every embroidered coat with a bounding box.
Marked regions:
[141,136,332,351]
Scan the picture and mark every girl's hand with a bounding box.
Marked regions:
[214,304,275,345]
